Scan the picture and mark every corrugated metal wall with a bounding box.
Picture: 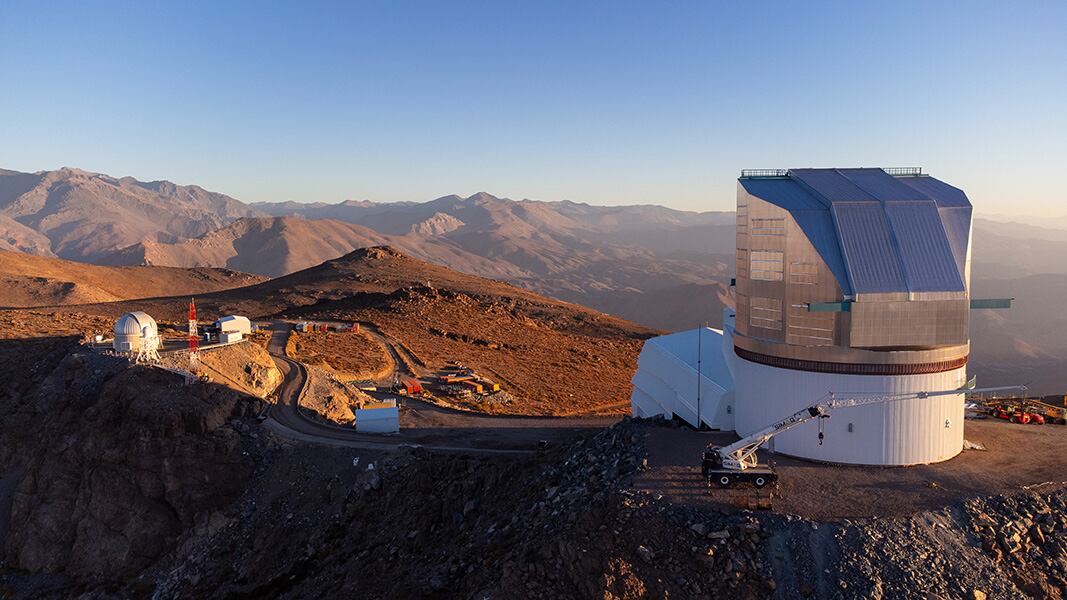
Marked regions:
[727,323,967,466]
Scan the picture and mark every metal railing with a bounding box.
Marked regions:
[740,169,789,178]
[882,167,923,176]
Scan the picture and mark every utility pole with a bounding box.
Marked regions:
[188,298,200,373]
[696,324,702,429]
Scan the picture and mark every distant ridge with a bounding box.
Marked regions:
[0,249,265,307]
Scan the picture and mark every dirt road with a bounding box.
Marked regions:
[262,323,616,454]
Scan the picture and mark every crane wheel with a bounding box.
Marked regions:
[754,476,767,488]
[717,475,732,488]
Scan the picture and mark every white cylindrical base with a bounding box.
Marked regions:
[732,355,967,466]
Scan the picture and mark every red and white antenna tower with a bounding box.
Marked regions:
[188,298,200,372]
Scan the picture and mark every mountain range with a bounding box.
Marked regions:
[2,166,1066,393]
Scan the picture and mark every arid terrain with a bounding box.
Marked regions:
[5,166,1066,394]
[0,250,265,308]
[0,253,1064,599]
[286,329,393,381]
[60,246,657,416]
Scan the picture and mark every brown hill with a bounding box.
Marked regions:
[225,193,735,329]
[0,250,267,307]
[66,246,658,415]
[100,215,530,280]
[0,167,262,261]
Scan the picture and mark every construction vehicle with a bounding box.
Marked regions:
[1023,400,1066,425]
[703,385,1025,489]
[988,403,1045,424]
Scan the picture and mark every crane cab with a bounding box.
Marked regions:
[702,444,777,489]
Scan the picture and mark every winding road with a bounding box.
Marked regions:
[261,322,617,455]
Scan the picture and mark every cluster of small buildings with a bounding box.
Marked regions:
[435,366,501,398]
[109,311,253,353]
[295,321,359,333]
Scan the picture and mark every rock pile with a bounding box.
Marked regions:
[828,487,1067,599]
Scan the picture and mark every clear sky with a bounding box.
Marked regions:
[1,1,1065,214]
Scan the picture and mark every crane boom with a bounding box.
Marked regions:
[705,385,1025,482]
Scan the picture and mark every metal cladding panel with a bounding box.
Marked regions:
[849,299,969,348]
[739,178,828,210]
[883,202,966,292]
[838,168,931,201]
[789,210,852,296]
[732,355,967,465]
[832,203,907,294]
[938,206,973,282]
[898,176,972,207]
[790,169,878,202]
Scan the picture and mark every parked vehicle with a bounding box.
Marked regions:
[989,404,1045,424]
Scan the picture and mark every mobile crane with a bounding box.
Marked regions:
[702,385,1026,488]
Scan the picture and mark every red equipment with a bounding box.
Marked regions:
[989,404,1045,424]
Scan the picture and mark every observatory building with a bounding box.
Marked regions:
[113,311,161,353]
[631,167,998,466]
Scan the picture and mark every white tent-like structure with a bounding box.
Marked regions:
[630,317,736,432]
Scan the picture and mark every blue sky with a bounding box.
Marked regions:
[1,1,1065,214]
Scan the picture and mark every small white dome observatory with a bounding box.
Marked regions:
[113,311,160,353]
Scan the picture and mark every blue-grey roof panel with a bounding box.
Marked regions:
[883,202,966,292]
[832,203,907,293]
[839,169,931,201]
[897,176,971,207]
[739,168,972,296]
[739,178,827,210]
[790,169,878,202]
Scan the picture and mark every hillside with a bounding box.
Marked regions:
[99,215,530,280]
[67,246,658,415]
[0,167,262,261]
[0,250,266,307]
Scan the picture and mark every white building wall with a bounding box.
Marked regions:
[355,406,400,433]
[217,316,252,335]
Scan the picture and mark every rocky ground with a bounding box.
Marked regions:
[0,335,1064,598]
[0,344,266,583]
[297,363,376,424]
[285,329,393,382]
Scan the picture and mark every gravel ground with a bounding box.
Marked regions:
[634,418,1067,520]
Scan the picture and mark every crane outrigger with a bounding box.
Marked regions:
[703,385,1026,488]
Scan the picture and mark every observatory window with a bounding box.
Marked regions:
[751,218,785,236]
[736,204,748,234]
[789,262,818,285]
[750,250,784,281]
[750,297,782,330]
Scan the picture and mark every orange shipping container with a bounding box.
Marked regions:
[460,380,483,394]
